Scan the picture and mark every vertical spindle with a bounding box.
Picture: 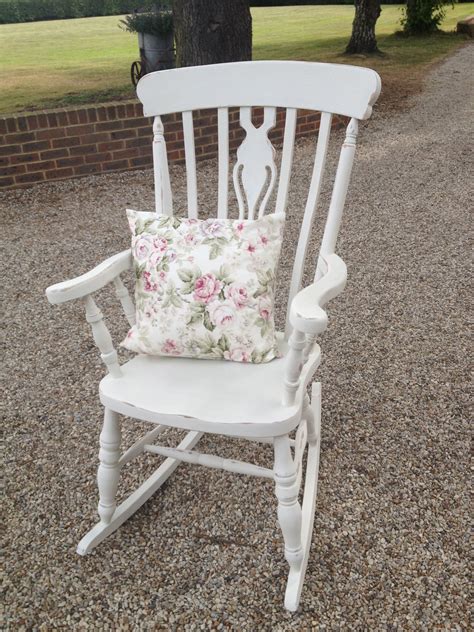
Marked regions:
[83,295,122,378]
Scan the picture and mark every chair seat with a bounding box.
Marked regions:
[100,336,320,437]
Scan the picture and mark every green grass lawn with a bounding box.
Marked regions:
[0,4,472,114]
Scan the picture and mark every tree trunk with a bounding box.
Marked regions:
[345,0,381,54]
[173,0,252,67]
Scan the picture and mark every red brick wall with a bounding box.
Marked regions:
[0,101,345,190]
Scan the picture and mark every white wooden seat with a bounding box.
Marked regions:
[99,335,320,436]
[46,60,380,611]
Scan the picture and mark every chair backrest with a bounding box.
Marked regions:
[136,61,381,336]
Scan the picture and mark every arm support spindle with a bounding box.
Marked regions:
[84,295,122,378]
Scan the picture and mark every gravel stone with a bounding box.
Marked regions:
[2,45,471,628]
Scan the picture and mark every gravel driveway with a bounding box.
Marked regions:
[3,45,471,629]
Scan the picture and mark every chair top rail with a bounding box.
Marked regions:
[137,61,381,120]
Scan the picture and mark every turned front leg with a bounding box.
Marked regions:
[274,435,303,571]
[98,408,121,524]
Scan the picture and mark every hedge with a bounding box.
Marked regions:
[251,0,470,4]
[0,0,389,24]
[1,0,471,25]
[0,0,157,24]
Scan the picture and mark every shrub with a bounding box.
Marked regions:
[119,9,173,37]
[402,0,455,34]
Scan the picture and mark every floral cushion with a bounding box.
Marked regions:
[121,210,285,363]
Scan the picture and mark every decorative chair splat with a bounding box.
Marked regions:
[233,106,277,220]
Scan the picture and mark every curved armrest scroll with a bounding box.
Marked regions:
[46,249,132,304]
[289,253,347,335]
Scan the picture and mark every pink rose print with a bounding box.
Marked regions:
[134,235,153,262]
[258,297,272,321]
[153,237,168,252]
[143,271,158,292]
[235,222,245,233]
[225,284,249,309]
[162,339,182,355]
[224,348,250,362]
[150,251,164,267]
[148,238,169,268]
[208,302,235,327]
[259,234,269,246]
[193,274,223,303]
[200,219,227,238]
[245,242,257,254]
[185,233,197,245]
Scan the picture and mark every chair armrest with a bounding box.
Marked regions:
[46,249,132,305]
[289,253,347,334]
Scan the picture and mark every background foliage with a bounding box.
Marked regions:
[1,4,471,113]
[119,9,173,36]
[0,0,402,24]
[0,0,150,24]
[402,0,455,33]
[1,0,468,24]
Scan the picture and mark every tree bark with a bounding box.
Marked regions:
[345,0,381,55]
[173,0,252,67]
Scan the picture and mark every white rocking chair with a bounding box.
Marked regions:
[46,61,380,611]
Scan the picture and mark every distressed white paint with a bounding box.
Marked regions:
[293,419,308,492]
[83,295,122,378]
[98,338,320,437]
[113,276,136,327]
[283,329,306,406]
[182,110,198,218]
[217,107,229,218]
[144,444,274,479]
[285,111,332,334]
[274,433,303,601]
[275,107,297,216]
[290,253,347,334]
[97,408,121,524]
[46,249,132,304]
[153,115,173,216]
[319,118,359,268]
[46,60,380,612]
[284,384,321,611]
[118,425,165,467]
[77,430,202,555]
[137,61,381,120]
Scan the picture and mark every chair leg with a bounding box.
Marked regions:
[275,383,322,612]
[77,428,202,555]
[274,434,303,610]
[97,408,121,524]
